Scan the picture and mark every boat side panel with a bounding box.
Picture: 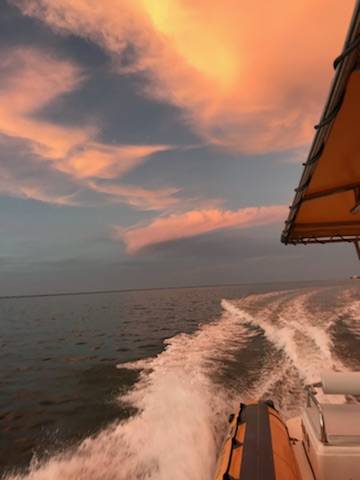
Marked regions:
[214,403,303,480]
[269,410,302,480]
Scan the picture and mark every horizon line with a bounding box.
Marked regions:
[0,278,345,300]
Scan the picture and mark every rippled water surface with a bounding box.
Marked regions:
[1,281,359,479]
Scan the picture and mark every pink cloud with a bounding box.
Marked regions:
[0,146,80,206]
[0,47,179,208]
[0,47,92,159]
[88,180,180,210]
[0,182,78,206]
[14,0,354,153]
[115,205,288,253]
[59,143,170,179]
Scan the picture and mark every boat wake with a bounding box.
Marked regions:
[5,286,358,480]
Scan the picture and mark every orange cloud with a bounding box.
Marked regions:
[0,181,77,206]
[0,142,80,206]
[88,180,179,210]
[0,47,179,208]
[116,205,288,253]
[15,0,355,153]
[59,143,170,179]
[0,47,92,159]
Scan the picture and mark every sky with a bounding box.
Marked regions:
[0,0,357,295]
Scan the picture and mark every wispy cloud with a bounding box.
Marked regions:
[14,0,354,153]
[0,46,179,208]
[60,143,171,180]
[0,181,78,206]
[88,180,180,210]
[0,47,91,159]
[0,134,82,206]
[115,205,288,253]
[0,169,78,206]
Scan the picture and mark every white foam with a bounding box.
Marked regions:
[339,288,360,336]
[6,301,253,480]
[222,290,349,406]
[6,286,352,480]
[225,291,342,378]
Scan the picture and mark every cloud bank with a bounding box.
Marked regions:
[116,205,288,253]
[14,0,354,153]
[0,46,178,208]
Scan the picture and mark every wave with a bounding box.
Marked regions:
[222,291,340,383]
[337,288,360,336]
[5,286,355,480]
[5,297,253,480]
[221,289,351,407]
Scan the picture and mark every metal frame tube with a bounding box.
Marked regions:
[305,384,328,444]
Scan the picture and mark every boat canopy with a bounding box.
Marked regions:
[281,2,360,257]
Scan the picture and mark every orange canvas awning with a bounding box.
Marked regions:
[281,2,360,250]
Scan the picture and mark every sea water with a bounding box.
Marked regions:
[1,281,359,479]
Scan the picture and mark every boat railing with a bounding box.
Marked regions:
[305,382,328,444]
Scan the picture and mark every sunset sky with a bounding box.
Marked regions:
[0,0,357,295]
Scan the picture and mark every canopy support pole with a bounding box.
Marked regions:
[354,240,360,260]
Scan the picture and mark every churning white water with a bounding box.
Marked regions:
[5,287,357,480]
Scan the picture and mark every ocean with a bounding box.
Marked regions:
[1,281,359,479]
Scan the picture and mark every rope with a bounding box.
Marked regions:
[333,35,360,69]
[314,92,345,130]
